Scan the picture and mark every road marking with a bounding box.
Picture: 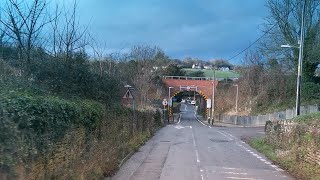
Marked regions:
[194,114,211,128]
[191,128,204,179]
[253,154,261,158]
[191,128,200,163]
[218,131,233,141]
[275,168,284,171]
[195,149,200,163]
[222,167,237,170]
[221,172,248,175]
[177,113,181,124]
[223,131,236,138]
[174,125,192,129]
[201,174,204,180]
[226,177,260,180]
[234,137,286,172]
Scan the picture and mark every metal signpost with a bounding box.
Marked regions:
[123,85,135,133]
[162,99,168,123]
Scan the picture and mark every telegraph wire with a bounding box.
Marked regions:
[227,2,301,61]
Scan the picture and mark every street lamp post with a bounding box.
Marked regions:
[233,84,239,113]
[211,67,215,124]
[281,1,305,116]
[168,87,174,122]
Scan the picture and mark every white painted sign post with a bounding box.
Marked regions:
[207,98,212,109]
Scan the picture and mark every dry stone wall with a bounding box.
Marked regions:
[265,120,320,166]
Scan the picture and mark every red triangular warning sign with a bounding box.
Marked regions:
[123,89,133,99]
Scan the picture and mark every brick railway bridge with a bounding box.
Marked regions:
[162,76,218,117]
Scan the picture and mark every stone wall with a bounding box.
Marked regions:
[265,120,320,166]
[216,105,320,126]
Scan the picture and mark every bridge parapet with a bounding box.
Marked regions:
[163,76,214,81]
[162,77,218,99]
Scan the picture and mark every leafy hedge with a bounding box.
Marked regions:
[0,91,105,175]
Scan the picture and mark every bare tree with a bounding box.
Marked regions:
[261,0,320,82]
[49,0,88,61]
[0,0,49,77]
[127,45,168,105]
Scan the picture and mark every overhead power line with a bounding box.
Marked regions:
[228,23,278,61]
[227,2,300,61]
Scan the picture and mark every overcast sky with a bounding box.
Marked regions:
[75,0,268,63]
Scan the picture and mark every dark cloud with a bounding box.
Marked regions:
[77,0,268,63]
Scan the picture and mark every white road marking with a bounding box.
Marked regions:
[222,167,237,170]
[222,131,236,138]
[275,168,284,171]
[174,125,192,129]
[218,131,233,141]
[195,149,200,163]
[226,177,260,180]
[191,128,200,163]
[174,125,185,129]
[194,114,211,128]
[234,137,286,172]
[177,113,181,124]
[221,172,248,175]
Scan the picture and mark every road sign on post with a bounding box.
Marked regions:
[123,89,134,99]
[207,98,211,109]
[123,85,136,134]
[162,99,168,106]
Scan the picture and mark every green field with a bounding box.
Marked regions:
[183,68,240,79]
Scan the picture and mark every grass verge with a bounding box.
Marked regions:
[249,137,320,180]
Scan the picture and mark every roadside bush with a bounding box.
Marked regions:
[32,55,121,104]
[0,91,105,177]
[301,82,320,103]
[0,89,162,179]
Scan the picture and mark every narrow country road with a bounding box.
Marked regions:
[111,104,293,180]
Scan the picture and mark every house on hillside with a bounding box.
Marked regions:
[192,64,202,69]
[203,65,212,69]
[219,67,230,71]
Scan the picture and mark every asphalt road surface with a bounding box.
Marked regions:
[111,104,293,180]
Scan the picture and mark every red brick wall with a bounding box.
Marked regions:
[163,79,218,99]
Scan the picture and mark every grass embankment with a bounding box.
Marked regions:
[249,113,320,180]
[183,68,240,79]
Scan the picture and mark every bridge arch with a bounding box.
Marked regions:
[163,76,218,99]
[163,76,218,117]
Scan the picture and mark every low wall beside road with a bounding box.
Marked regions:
[216,105,320,126]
